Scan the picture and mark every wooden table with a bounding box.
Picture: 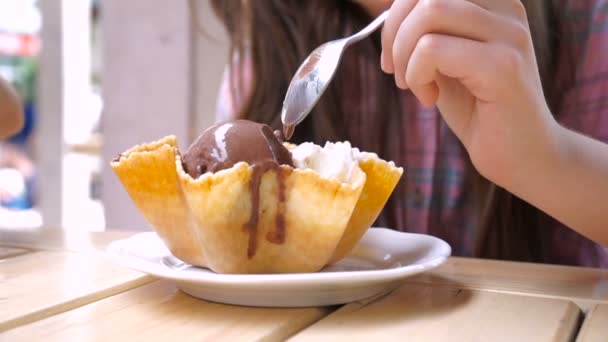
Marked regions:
[1,227,607,341]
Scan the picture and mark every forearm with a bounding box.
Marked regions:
[0,77,23,139]
[508,124,608,246]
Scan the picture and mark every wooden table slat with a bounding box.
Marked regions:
[407,257,608,309]
[290,283,581,342]
[0,227,133,253]
[577,304,608,342]
[0,246,31,259]
[3,227,608,341]
[2,280,334,342]
[4,228,608,308]
[0,250,154,332]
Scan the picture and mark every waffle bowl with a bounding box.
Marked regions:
[111,135,403,274]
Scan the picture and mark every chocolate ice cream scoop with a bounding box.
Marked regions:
[182,120,293,178]
[182,120,295,257]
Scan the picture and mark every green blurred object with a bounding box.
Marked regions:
[13,56,37,103]
[0,55,37,102]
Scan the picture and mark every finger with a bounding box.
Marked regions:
[409,81,439,107]
[406,34,507,100]
[464,0,528,20]
[381,0,417,73]
[392,0,514,88]
[405,34,516,136]
[382,0,527,77]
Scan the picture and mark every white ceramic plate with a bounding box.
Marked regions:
[106,228,451,307]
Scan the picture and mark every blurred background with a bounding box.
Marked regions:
[0,0,228,232]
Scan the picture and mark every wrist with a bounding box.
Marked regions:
[501,117,568,195]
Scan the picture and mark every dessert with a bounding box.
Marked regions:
[182,120,295,258]
[182,120,293,177]
[111,120,403,274]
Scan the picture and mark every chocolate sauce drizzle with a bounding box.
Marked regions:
[282,124,295,141]
[244,163,291,258]
[266,167,291,244]
[181,120,295,259]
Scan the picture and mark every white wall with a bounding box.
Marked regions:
[101,0,229,230]
[101,0,192,230]
[191,0,229,135]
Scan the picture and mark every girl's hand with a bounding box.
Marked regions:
[381,0,560,189]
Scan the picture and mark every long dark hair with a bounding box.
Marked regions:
[208,0,572,262]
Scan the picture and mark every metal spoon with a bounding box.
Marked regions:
[281,10,389,140]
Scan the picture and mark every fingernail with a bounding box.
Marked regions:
[402,76,409,90]
[381,51,388,72]
[395,74,403,89]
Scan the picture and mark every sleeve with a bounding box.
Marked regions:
[554,0,608,142]
[214,51,255,123]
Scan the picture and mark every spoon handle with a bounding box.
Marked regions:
[345,10,389,46]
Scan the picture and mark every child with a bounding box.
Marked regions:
[210,0,608,267]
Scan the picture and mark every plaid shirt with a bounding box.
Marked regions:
[217,0,608,268]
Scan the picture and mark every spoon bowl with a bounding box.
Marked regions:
[281,10,389,139]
